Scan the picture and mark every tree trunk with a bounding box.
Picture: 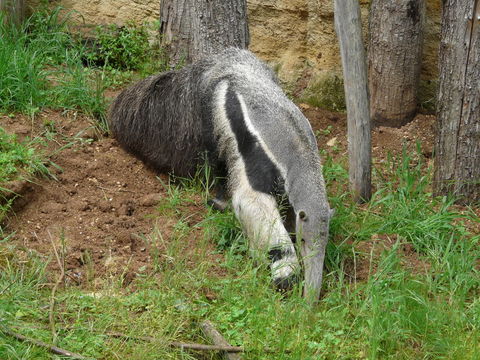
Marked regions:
[160,0,249,67]
[434,0,480,204]
[368,0,425,128]
[0,0,25,26]
[334,0,372,203]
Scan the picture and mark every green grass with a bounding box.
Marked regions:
[300,74,347,112]
[0,8,107,123]
[0,8,166,125]
[0,127,50,221]
[1,149,479,359]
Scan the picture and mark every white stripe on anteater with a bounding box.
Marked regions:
[236,92,288,184]
[212,81,299,284]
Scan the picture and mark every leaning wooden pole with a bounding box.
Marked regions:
[334,0,372,202]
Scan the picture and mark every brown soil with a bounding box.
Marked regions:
[0,105,474,288]
[0,110,222,287]
[300,104,436,164]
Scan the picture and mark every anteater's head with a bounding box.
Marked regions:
[295,198,334,302]
[288,156,333,303]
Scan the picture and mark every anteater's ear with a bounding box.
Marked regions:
[329,208,336,219]
[298,210,307,221]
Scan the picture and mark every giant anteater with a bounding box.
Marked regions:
[109,48,333,301]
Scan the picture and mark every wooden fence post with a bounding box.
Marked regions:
[434,0,480,203]
[334,0,372,202]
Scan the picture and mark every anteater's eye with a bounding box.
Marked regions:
[299,210,307,221]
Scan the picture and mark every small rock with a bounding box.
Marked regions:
[139,193,162,207]
[326,137,337,147]
[80,127,99,141]
[118,200,135,216]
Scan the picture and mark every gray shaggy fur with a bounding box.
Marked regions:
[109,49,278,177]
[109,68,205,176]
[109,48,332,301]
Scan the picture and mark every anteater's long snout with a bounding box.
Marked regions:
[301,239,327,303]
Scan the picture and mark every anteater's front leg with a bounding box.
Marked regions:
[230,183,299,290]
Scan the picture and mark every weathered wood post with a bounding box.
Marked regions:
[334,0,372,202]
[434,0,480,204]
[0,0,25,27]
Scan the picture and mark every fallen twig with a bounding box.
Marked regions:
[200,320,242,360]
[106,331,244,353]
[0,279,16,295]
[48,231,65,344]
[0,326,91,359]
[91,181,135,194]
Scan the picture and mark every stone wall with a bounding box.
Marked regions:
[29,0,159,26]
[249,0,441,85]
[27,0,441,85]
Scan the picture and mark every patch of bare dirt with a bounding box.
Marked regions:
[301,104,436,164]
[0,110,224,287]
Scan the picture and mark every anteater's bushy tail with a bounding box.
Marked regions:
[108,67,208,176]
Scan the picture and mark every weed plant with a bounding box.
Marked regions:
[0,127,50,220]
[0,8,168,124]
[80,21,169,89]
[0,9,106,120]
[82,22,150,71]
[0,128,48,184]
[1,148,479,359]
[300,74,347,112]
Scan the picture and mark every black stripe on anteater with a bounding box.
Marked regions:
[268,248,291,262]
[225,85,283,195]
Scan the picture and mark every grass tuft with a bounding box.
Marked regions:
[300,74,347,112]
[0,127,51,221]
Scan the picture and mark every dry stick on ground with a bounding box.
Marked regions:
[0,278,16,295]
[93,183,136,194]
[200,321,242,360]
[0,326,91,360]
[106,332,244,353]
[47,230,65,344]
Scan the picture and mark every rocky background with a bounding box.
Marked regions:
[27,0,441,93]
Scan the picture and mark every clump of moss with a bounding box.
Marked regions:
[300,74,346,112]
